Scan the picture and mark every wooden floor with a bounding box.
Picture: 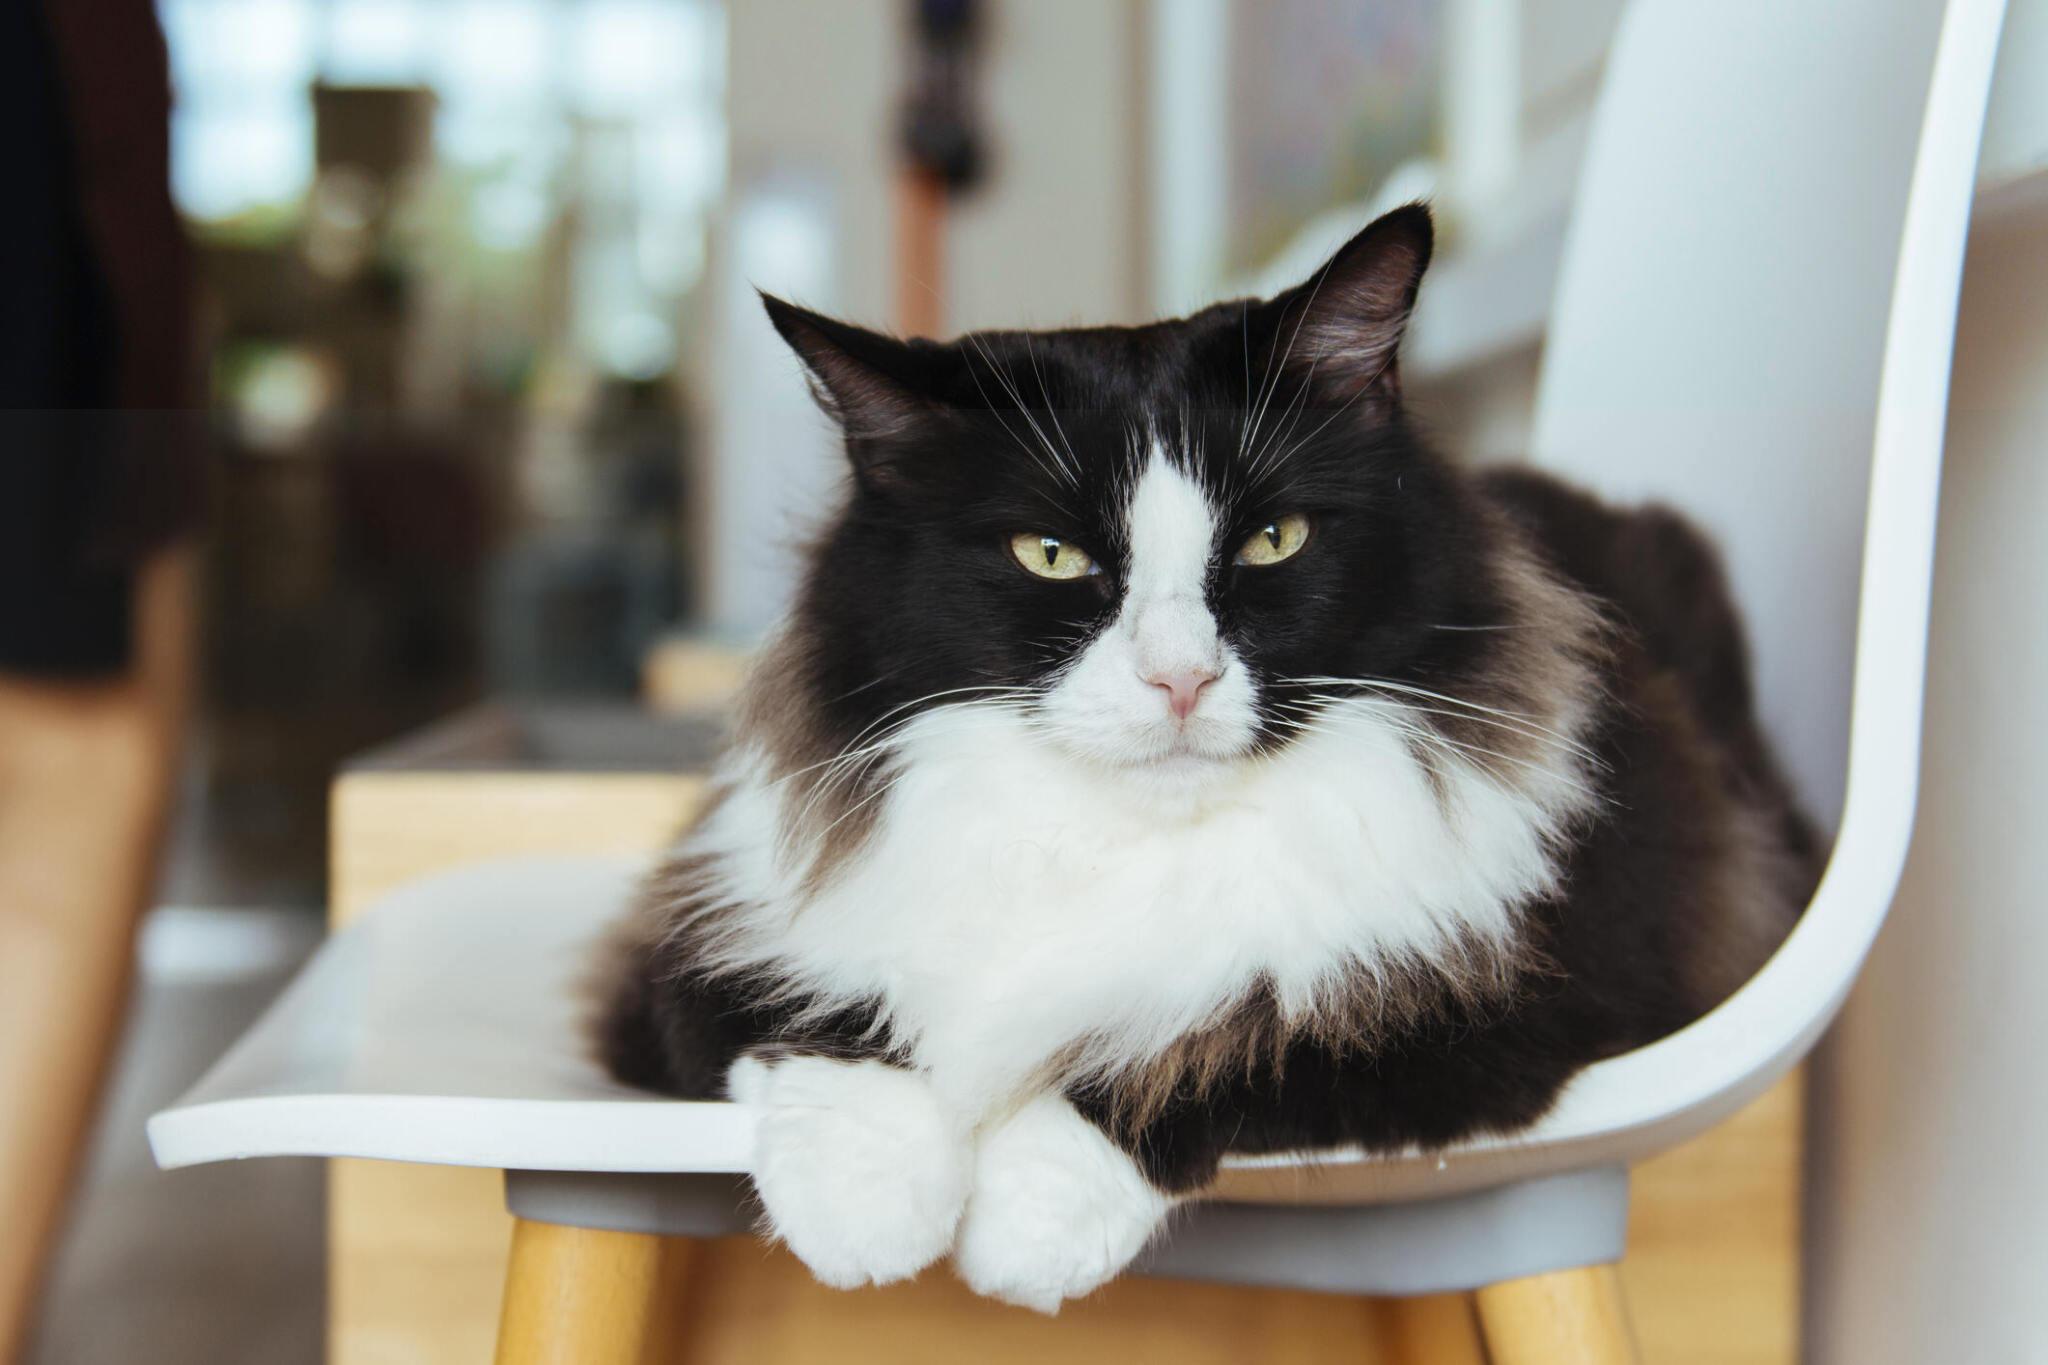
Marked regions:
[328,754,1800,1365]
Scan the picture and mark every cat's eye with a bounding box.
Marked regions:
[1234,513,1312,567]
[1009,532,1098,580]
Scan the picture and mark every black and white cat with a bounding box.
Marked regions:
[596,204,1818,1311]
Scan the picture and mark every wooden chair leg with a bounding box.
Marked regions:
[493,1218,695,1365]
[1381,1291,1488,1365]
[1474,1263,1639,1365]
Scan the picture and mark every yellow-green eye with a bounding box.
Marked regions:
[1235,513,1311,567]
[1009,532,1096,580]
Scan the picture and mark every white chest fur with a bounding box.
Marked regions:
[684,698,1583,1116]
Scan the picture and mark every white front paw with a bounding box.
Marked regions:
[729,1054,970,1289]
[952,1093,1171,1313]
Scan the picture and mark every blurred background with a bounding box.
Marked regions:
[7,1,2046,1362]
[147,0,1594,912]
[67,0,1613,920]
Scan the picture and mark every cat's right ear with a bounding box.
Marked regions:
[760,293,935,448]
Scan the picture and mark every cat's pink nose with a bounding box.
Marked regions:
[1146,668,1218,721]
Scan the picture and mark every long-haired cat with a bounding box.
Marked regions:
[596,204,1819,1311]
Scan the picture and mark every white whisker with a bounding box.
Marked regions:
[966,332,1079,489]
[964,333,1075,489]
[1025,334,1083,481]
[1277,675,1602,766]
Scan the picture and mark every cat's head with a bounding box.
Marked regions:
[765,204,1509,791]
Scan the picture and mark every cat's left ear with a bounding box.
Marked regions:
[759,292,936,444]
[1271,203,1434,403]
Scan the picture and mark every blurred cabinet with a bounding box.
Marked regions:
[328,703,714,1365]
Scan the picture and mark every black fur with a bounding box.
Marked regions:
[596,204,1817,1194]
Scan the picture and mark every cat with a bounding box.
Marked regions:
[594,203,1819,1312]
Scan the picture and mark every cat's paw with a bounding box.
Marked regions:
[728,1053,970,1290]
[951,1093,1172,1313]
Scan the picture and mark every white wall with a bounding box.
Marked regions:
[1805,198,2048,1365]
[950,0,1150,331]
[1804,11,2048,1357]
[698,0,900,634]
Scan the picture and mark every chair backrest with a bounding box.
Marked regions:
[1502,0,2006,1156]
[1531,0,1955,835]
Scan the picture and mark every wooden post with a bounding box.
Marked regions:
[1474,1263,1640,1365]
[493,1219,695,1365]
[896,167,947,337]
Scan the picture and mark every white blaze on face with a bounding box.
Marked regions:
[1035,443,1260,776]
[1121,449,1225,683]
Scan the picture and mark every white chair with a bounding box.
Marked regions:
[148,2,2008,1359]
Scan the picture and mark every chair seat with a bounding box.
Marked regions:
[148,854,1651,1293]
[147,854,1789,1207]
[148,858,754,1178]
